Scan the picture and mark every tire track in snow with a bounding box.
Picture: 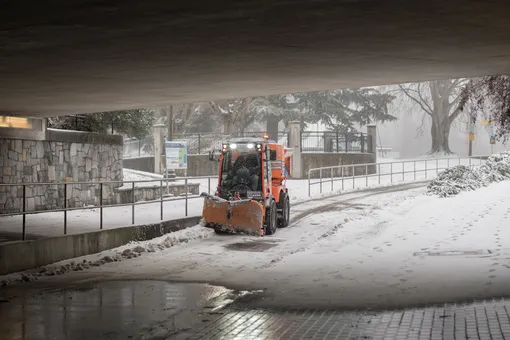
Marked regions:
[289,182,427,225]
[254,184,427,269]
[159,184,428,276]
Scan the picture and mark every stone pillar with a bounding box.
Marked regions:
[288,121,302,179]
[153,124,166,174]
[367,124,377,160]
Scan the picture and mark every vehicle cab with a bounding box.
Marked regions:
[216,137,271,201]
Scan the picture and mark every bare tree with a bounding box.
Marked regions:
[398,79,468,154]
[159,104,201,136]
[208,98,253,134]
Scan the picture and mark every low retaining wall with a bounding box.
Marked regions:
[302,152,377,178]
[123,155,219,176]
[123,153,377,179]
[115,183,200,203]
[0,216,202,275]
[123,156,155,173]
[176,155,219,176]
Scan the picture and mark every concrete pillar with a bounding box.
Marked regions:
[153,124,166,174]
[367,124,377,160]
[288,121,302,179]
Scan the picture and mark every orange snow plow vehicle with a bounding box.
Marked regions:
[201,136,292,236]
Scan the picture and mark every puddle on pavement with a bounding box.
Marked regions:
[0,280,240,340]
[225,240,279,252]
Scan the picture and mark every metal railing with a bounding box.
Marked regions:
[301,131,370,153]
[0,176,217,241]
[307,155,489,197]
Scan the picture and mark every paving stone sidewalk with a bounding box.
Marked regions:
[175,298,510,340]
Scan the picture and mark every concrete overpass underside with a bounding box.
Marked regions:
[1,0,510,116]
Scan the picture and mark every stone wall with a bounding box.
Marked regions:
[0,131,123,214]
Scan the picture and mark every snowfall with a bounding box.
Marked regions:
[2,155,510,310]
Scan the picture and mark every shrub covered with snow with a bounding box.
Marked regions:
[478,152,510,182]
[427,152,510,197]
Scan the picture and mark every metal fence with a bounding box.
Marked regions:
[172,131,289,154]
[301,131,370,153]
[0,176,217,241]
[123,130,373,157]
[123,131,289,158]
[307,156,488,197]
[123,136,154,158]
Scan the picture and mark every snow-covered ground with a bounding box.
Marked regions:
[0,157,483,239]
[3,180,510,310]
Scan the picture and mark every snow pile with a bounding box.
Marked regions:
[478,153,510,182]
[127,224,213,254]
[0,225,213,287]
[427,165,486,197]
[427,152,510,197]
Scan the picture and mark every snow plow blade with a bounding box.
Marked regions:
[201,193,264,236]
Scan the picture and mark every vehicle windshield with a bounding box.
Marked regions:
[220,143,262,195]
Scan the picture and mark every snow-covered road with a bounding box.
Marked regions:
[3,180,510,311]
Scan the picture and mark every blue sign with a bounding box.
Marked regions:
[165,140,187,169]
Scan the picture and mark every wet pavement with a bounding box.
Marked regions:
[176,299,510,340]
[2,280,510,339]
[0,281,232,340]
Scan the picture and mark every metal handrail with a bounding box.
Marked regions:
[307,155,488,197]
[0,175,218,240]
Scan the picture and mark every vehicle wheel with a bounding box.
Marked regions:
[264,200,277,236]
[278,193,290,228]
